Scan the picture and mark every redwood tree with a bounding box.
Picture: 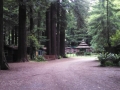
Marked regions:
[60,0,67,57]
[46,8,52,55]
[11,27,15,45]
[51,2,57,55]
[0,0,9,70]
[29,5,34,60]
[37,12,41,42]
[17,0,28,62]
[57,0,60,57]
[15,26,18,45]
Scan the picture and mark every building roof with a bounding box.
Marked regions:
[76,39,90,49]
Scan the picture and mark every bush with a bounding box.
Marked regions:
[58,55,62,59]
[84,52,91,55]
[106,53,116,61]
[63,54,68,58]
[118,61,120,67]
[105,61,114,66]
[98,52,120,66]
[76,51,84,56]
[98,52,108,60]
[110,30,120,46]
[35,56,45,62]
[28,35,40,50]
[76,52,80,56]
[98,52,108,66]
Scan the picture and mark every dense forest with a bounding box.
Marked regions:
[0,0,120,70]
[88,0,120,52]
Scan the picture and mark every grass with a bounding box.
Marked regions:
[66,53,77,57]
[66,53,99,57]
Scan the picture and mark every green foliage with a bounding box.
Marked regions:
[71,0,89,29]
[87,0,120,52]
[76,51,84,56]
[111,30,120,46]
[118,61,120,67]
[105,61,114,66]
[84,52,91,55]
[106,53,117,61]
[76,51,91,56]
[58,55,62,59]
[3,0,50,45]
[76,52,80,56]
[35,55,45,62]
[98,52,120,66]
[65,0,89,46]
[98,52,108,66]
[3,0,18,26]
[64,54,68,58]
[28,35,40,50]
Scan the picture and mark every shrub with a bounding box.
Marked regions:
[63,54,68,58]
[106,53,116,61]
[76,51,84,56]
[107,53,120,65]
[98,52,120,67]
[35,55,45,62]
[112,54,120,65]
[110,30,120,46]
[58,55,62,59]
[118,61,120,67]
[98,52,108,60]
[28,35,40,50]
[98,52,108,66]
[105,61,114,66]
[84,52,91,55]
[76,52,80,56]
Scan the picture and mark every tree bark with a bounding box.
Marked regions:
[18,0,28,62]
[106,0,111,48]
[0,0,9,70]
[15,26,18,45]
[4,27,6,45]
[37,12,40,42]
[51,3,57,56]
[46,8,52,55]
[30,6,34,32]
[8,27,11,45]
[11,27,15,45]
[29,5,35,60]
[60,2,67,57]
[57,0,60,58]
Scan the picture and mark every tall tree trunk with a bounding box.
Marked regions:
[37,11,42,44]
[15,26,18,45]
[30,6,34,32]
[37,12,40,42]
[18,0,28,62]
[29,5,35,60]
[60,3,67,57]
[57,0,60,58]
[4,27,6,45]
[51,3,57,56]
[8,27,11,45]
[0,0,9,70]
[11,27,15,45]
[106,0,111,48]
[46,8,52,55]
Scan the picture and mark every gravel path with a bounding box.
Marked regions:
[0,56,120,90]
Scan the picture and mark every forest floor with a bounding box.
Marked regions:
[0,56,120,90]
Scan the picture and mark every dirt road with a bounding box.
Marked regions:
[0,56,120,90]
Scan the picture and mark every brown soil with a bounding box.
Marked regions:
[0,56,120,90]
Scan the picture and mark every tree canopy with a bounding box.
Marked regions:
[87,0,120,52]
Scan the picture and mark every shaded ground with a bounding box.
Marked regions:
[0,56,120,90]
